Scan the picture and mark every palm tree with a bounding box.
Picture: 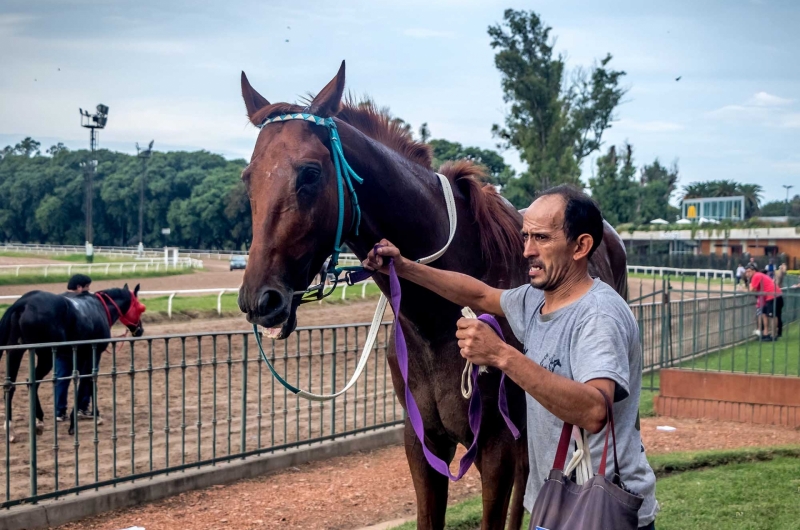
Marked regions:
[737,183,762,219]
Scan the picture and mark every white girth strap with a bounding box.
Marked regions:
[290,172,457,401]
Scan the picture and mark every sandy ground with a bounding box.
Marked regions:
[52,417,800,530]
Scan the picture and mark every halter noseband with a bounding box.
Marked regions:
[257,112,364,302]
[95,292,141,330]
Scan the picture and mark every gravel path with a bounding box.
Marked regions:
[54,417,800,530]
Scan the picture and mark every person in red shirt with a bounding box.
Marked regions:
[745,263,777,341]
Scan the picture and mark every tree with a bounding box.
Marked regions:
[588,143,638,226]
[0,138,252,249]
[760,196,800,217]
[488,9,626,207]
[428,138,514,188]
[638,159,680,223]
[418,123,431,143]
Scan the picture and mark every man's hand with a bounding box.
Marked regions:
[362,239,408,274]
[455,318,517,369]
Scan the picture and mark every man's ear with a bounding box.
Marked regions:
[573,234,594,261]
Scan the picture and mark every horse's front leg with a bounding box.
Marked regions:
[475,417,518,530]
[405,418,454,530]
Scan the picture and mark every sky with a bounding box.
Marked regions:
[1,0,799,204]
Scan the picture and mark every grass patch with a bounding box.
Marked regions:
[138,283,383,315]
[675,324,799,376]
[389,446,800,529]
[0,251,127,263]
[655,456,800,529]
[0,268,193,288]
[628,272,735,285]
[640,389,657,418]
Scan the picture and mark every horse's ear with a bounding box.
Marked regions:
[123,283,129,291]
[134,284,140,296]
[309,61,345,117]
[241,71,271,124]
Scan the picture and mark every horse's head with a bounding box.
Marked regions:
[238,62,352,339]
[97,284,146,337]
[122,284,146,337]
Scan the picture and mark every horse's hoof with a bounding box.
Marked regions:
[35,419,44,436]
[3,421,15,443]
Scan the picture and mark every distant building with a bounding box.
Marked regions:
[621,227,800,268]
[681,196,745,221]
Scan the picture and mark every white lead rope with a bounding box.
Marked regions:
[266,173,458,401]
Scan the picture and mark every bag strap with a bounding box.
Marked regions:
[552,390,620,478]
[598,391,620,478]
[552,422,574,471]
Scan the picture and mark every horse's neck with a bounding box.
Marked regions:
[338,125,481,276]
[338,125,486,335]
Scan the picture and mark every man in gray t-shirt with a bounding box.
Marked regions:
[364,185,658,528]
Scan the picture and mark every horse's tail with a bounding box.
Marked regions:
[507,433,529,530]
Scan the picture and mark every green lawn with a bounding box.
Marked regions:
[390,447,800,530]
[0,251,129,263]
[0,267,193,287]
[137,282,384,315]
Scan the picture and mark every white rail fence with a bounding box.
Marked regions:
[0,258,203,277]
[0,281,377,317]
[626,265,733,279]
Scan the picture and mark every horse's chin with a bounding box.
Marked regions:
[255,306,298,341]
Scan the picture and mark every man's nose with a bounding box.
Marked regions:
[523,239,538,258]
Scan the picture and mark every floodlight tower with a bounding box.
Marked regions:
[135,140,154,254]
[783,185,794,218]
[79,104,109,262]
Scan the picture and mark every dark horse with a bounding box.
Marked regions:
[237,62,628,529]
[0,284,145,442]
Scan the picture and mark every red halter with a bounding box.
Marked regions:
[95,291,144,331]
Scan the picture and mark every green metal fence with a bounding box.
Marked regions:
[2,323,399,509]
[631,275,800,391]
[2,276,798,510]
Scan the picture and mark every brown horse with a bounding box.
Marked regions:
[237,61,628,530]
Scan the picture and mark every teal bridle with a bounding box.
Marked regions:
[256,112,364,299]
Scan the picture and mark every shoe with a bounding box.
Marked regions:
[55,413,68,422]
[77,409,104,425]
[753,329,762,337]
[760,335,773,342]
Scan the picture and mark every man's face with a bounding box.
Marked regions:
[745,269,754,280]
[521,195,577,291]
[76,285,90,293]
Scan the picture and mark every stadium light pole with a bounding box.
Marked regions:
[79,104,109,263]
[136,140,154,255]
[783,185,794,218]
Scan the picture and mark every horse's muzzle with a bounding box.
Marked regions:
[239,285,298,338]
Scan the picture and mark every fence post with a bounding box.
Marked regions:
[44,265,48,277]
[362,282,368,298]
[168,293,176,318]
[341,285,347,301]
[217,290,225,315]
[105,264,110,274]
[240,339,247,456]
[27,349,38,498]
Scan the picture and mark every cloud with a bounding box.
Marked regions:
[709,92,799,128]
[749,91,793,107]
[615,119,684,132]
[402,28,455,39]
[772,161,800,174]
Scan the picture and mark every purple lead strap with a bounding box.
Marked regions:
[389,259,519,481]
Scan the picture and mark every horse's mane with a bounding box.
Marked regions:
[251,98,523,274]
[438,161,524,273]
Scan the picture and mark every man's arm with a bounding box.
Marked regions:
[454,319,612,433]
[364,240,506,316]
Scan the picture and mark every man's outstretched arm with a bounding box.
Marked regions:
[363,240,506,316]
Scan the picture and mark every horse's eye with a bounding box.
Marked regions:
[296,165,321,191]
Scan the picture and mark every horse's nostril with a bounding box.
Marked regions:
[258,289,285,317]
